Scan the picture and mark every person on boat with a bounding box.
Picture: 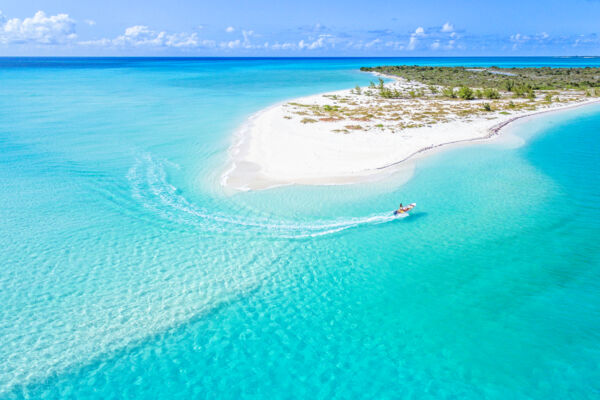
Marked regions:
[395,203,405,214]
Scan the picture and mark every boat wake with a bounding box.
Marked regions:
[127,153,407,239]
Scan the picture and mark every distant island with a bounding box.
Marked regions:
[223,66,600,190]
[361,65,600,92]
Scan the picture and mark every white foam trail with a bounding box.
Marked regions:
[284,214,407,238]
[127,153,406,238]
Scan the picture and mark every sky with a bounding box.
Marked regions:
[0,0,599,56]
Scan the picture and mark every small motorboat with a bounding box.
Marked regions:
[393,203,416,215]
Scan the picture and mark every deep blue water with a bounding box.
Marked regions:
[0,57,599,399]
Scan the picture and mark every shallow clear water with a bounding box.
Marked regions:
[1,58,599,399]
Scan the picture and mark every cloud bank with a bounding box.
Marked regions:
[0,11,76,44]
[1,10,598,55]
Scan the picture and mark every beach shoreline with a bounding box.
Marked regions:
[221,81,600,191]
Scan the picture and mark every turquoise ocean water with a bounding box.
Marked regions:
[0,57,599,399]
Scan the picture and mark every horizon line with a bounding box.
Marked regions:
[1,55,600,59]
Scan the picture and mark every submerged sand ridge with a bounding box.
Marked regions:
[222,76,598,191]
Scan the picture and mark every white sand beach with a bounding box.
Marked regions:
[222,77,598,191]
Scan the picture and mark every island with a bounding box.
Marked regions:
[223,66,600,190]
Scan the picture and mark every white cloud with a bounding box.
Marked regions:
[78,38,111,46]
[441,22,454,33]
[218,30,258,49]
[0,10,76,44]
[509,31,553,50]
[407,36,418,50]
[81,23,262,51]
[225,26,235,33]
[221,39,241,49]
[407,27,425,50]
[510,33,530,42]
[85,19,96,26]
[385,40,404,50]
[270,41,295,50]
[298,35,330,50]
[114,25,200,47]
[430,40,441,50]
[365,38,381,48]
[350,38,383,50]
[510,33,530,50]
[242,29,253,43]
[81,25,208,48]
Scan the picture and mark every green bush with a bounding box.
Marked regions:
[442,87,456,98]
[482,103,492,111]
[513,85,525,97]
[483,88,500,99]
[379,87,395,98]
[458,86,474,100]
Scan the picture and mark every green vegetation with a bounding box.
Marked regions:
[360,65,600,92]
[322,104,340,112]
[379,86,401,99]
[483,88,501,99]
[375,78,401,98]
[442,87,456,98]
[345,124,364,130]
[458,86,474,100]
[285,64,594,136]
